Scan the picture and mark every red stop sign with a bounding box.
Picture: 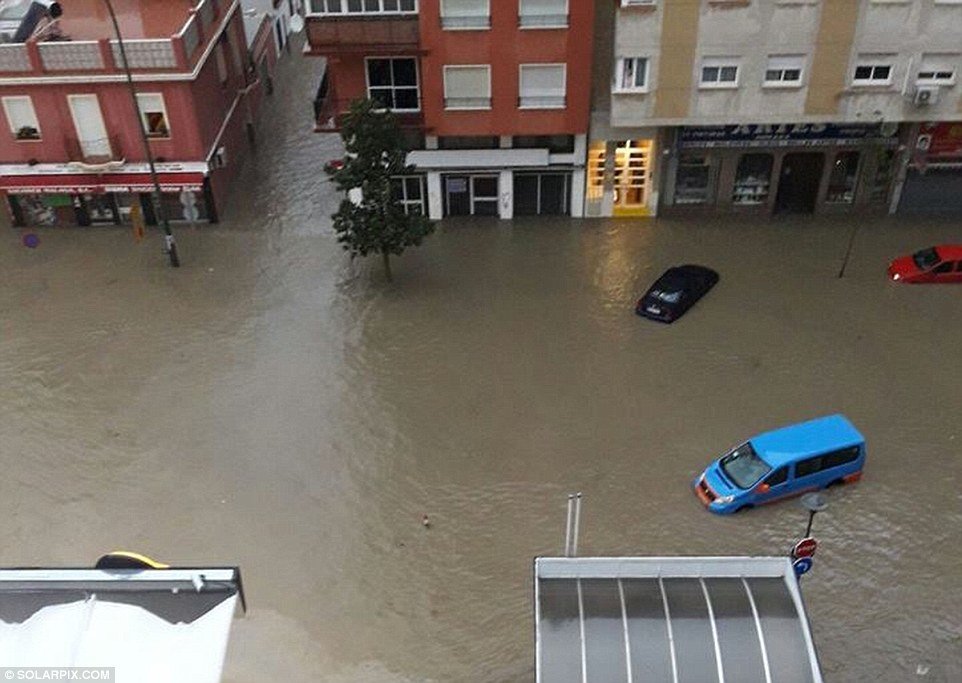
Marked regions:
[792,537,818,559]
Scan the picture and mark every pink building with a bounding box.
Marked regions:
[0,0,270,228]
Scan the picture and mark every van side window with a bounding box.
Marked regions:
[766,467,788,486]
[824,445,861,469]
[796,456,823,478]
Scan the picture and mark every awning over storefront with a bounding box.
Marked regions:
[0,162,208,195]
[407,148,550,169]
[535,557,823,683]
[0,567,244,683]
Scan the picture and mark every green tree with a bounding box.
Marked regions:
[325,99,434,281]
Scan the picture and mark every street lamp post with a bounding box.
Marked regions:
[102,0,180,267]
[800,492,828,537]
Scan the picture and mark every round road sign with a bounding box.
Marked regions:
[793,557,813,577]
[792,537,818,559]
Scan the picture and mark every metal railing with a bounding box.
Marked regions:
[440,15,490,29]
[518,13,568,28]
[64,134,125,165]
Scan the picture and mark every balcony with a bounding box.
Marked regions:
[306,16,420,53]
[64,134,125,166]
[314,80,423,132]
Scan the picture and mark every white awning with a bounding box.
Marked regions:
[0,568,244,683]
[407,148,550,169]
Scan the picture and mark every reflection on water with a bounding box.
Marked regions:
[1,41,962,683]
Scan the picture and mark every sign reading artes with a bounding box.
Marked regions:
[680,122,901,148]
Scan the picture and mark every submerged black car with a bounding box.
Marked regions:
[635,265,719,323]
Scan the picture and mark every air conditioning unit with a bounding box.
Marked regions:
[913,86,939,106]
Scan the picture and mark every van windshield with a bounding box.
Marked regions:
[720,443,771,489]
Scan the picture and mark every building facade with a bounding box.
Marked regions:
[590,0,962,218]
[0,0,270,229]
[306,0,595,219]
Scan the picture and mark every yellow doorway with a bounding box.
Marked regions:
[612,139,652,217]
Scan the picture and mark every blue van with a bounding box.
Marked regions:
[694,415,865,514]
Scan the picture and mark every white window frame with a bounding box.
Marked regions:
[2,95,41,141]
[441,0,490,30]
[852,58,895,86]
[620,0,656,6]
[613,57,649,93]
[391,175,426,215]
[306,0,418,15]
[916,55,957,86]
[135,93,171,139]
[364,57,421,113]
[443,65,492,110]
[699,58,740,89]
[763,55,805,88]
[518,0,569,29]
[518,63,566,109]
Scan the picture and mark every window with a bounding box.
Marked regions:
[135,94,170,139]
[439,135,499,149]
[764,55,804,86]
[853,59,894,85]
[519,0,568,28]
[700,58,739,88]
[443,65,491,109]
[674,153,715,205]
[440,0,489,29]
[519,64,566,108]
[732,154,773,205]
[766,467,788,487]
[614,57,649,93]
[390,175,426,215]
[795,456,825,478]
[2,96,41,140]
[934,261,953,274]
[826,152,860,204]
[366,58,420,111]
[307,0,417,14]
[916,54,957,85]
[513,135,575,153]
[823,446,861,469]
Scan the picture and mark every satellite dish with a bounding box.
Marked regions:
[289,13,304,34]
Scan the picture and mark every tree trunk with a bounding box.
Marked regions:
[382,251,392,282]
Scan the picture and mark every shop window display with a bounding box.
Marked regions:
[674,154,714,205]
[826,152,860,204]
[732,154,773,205]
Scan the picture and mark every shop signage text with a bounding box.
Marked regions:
[680,122,900,149]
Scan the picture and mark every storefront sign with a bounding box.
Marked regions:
[918,122,962,158]
[680,122,900,149]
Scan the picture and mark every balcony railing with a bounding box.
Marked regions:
[64,134,125,165]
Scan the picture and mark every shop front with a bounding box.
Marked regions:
[0,163,212,228]
[662,122,902,216]
[899,121,962,216]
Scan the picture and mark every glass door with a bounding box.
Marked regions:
[613,139,652,216]
[471,175,499,216]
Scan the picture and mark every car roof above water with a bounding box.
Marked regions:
[749,414,864,469]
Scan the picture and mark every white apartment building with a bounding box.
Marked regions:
[589,0,962,217]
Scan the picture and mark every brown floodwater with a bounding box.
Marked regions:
[1,43,961,683]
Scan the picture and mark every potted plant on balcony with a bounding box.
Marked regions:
[16,126,40,141]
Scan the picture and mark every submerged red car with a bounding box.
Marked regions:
[888,245,962,283]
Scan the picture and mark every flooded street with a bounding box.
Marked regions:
[2,46,961,683]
